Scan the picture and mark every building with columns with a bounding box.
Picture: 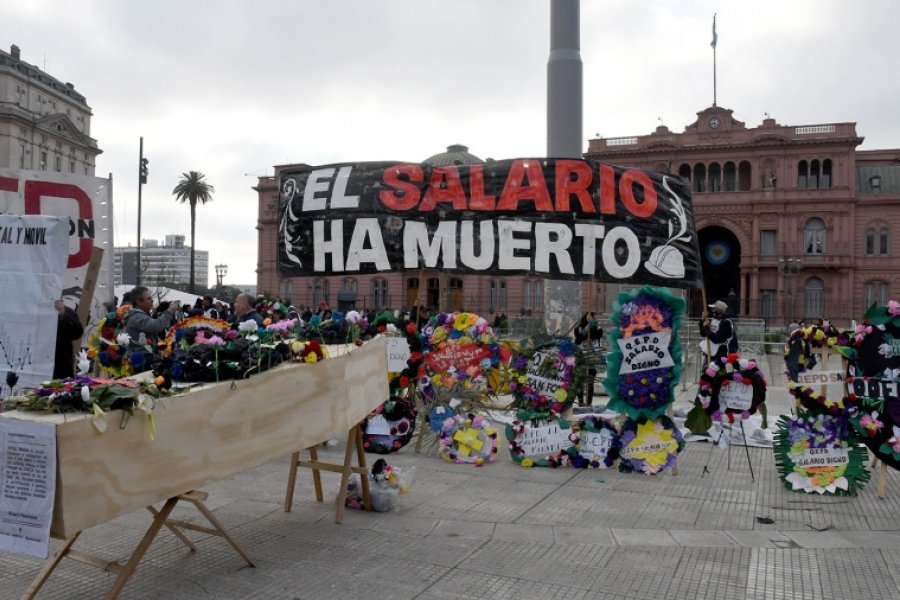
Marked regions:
[585,105,900,326]
[256,110,900,326]
[0,44,101,174]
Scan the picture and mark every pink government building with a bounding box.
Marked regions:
[256,104,900,327]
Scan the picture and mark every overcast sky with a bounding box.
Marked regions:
[3,1,898,286]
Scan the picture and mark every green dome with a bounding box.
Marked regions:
[423,144,484,166]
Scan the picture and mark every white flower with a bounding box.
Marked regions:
[878,343,894,358]
[346,310,361,324]
[81,385,91,404]
[385,323,398,334]
[239,319,259,333]
[116,332,131,346]
[77,350,90,374]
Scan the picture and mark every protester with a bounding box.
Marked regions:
[202,294,219,319]
[699,299,738,362]
[123,286,181,367]
[53,299,84,379]
[574,312,604,406]
[233,292,264,328]
[784,322,811,383]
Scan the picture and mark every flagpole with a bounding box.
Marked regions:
[712,13,717,107]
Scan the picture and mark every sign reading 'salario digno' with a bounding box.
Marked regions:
[277,159,703,288]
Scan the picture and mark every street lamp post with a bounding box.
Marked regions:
[215,263,227,289]
[778,257,803,325]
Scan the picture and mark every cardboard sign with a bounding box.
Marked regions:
[617,330,674,374]
[515,421,574,458]
[525,350,569,403]
[719,381,753,411]
[796,370,845,386]
[424,342,490,374]
[579,429,614,461]
[385,337,411,372]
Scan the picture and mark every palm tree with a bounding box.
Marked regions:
[172,171,215,293]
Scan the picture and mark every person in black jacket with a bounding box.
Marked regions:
[53,300,84,379]
[699,300,738,362]
[574,312,604,407]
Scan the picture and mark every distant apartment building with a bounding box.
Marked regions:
[0,44,101,174]
[114,234,209,288]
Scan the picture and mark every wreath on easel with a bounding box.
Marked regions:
[774,412,869,495]
[618,415,684,474]
[696,354,767,422]
[361,395,417,454]
[508,339,581,418]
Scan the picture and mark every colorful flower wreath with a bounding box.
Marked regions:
[618,415,684,474]
[774,413,869,495]
[787,383,856,418]
[573,416,620,469]
[420,311,507,395]
[290,339,328,363]
[361,395,417,454]
[604,286,685,420]
[695,353,768,422]
[438,412,498,466]
[505,410,579,468]
[160,316,235,356]
[507,339,581,417]
[86,305,138,377]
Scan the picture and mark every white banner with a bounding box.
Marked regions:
[617,330,675,374]
[0,169,114,333]
[0,415,57,558]
[0,215,69,392]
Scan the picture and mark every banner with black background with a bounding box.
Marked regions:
[277,159,702,288]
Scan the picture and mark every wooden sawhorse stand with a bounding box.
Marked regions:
[284,424,371,523]
[23,490,254,600]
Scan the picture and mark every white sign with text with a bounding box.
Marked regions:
[517,421,574,458]
[719,381,753,411]
[0,418,56,558]
[617,330,674,375]
[385,337,411,372]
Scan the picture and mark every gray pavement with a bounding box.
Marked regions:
[4,350,900,599]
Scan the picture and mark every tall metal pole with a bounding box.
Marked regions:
[546,0,583,333]
[136,137,143,286]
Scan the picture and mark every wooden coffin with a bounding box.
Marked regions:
[3,337,388,538]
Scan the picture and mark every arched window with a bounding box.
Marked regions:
[708,162,722,192]
[723,162,737,192]
[864,281,889,309]
[803,277,825,319]
[804,218,826,255]
[822,159,833,188]
[880,228,890,255]
[810,160,820,189]
[694,163,707,192]
[523,279,543,312]
[738,161,752,191]
[865,229,876,255]
[313,279,330,306]
[798,160,808,189]
[489,279,507,311]
[678,164,691,184]
[371,278,388,309]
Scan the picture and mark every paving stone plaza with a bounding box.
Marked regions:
[3,351,900,599]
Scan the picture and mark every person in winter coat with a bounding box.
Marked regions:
[123,286,181,366]
[699,299,738,362]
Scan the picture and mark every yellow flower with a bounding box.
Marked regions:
[459,335,473,344]
[454,314,468,330]
[432,328,448,342]
[521,458,534,467]
[554,389,567,402]
[304,353,318,364]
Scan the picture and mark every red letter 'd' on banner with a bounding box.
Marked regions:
[618,170,657,218]
[555,160,594,213]
[380,164,424,211]
[24,180,94,268]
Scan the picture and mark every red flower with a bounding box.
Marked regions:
[406,323,417,334]
[399,376,410,388]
